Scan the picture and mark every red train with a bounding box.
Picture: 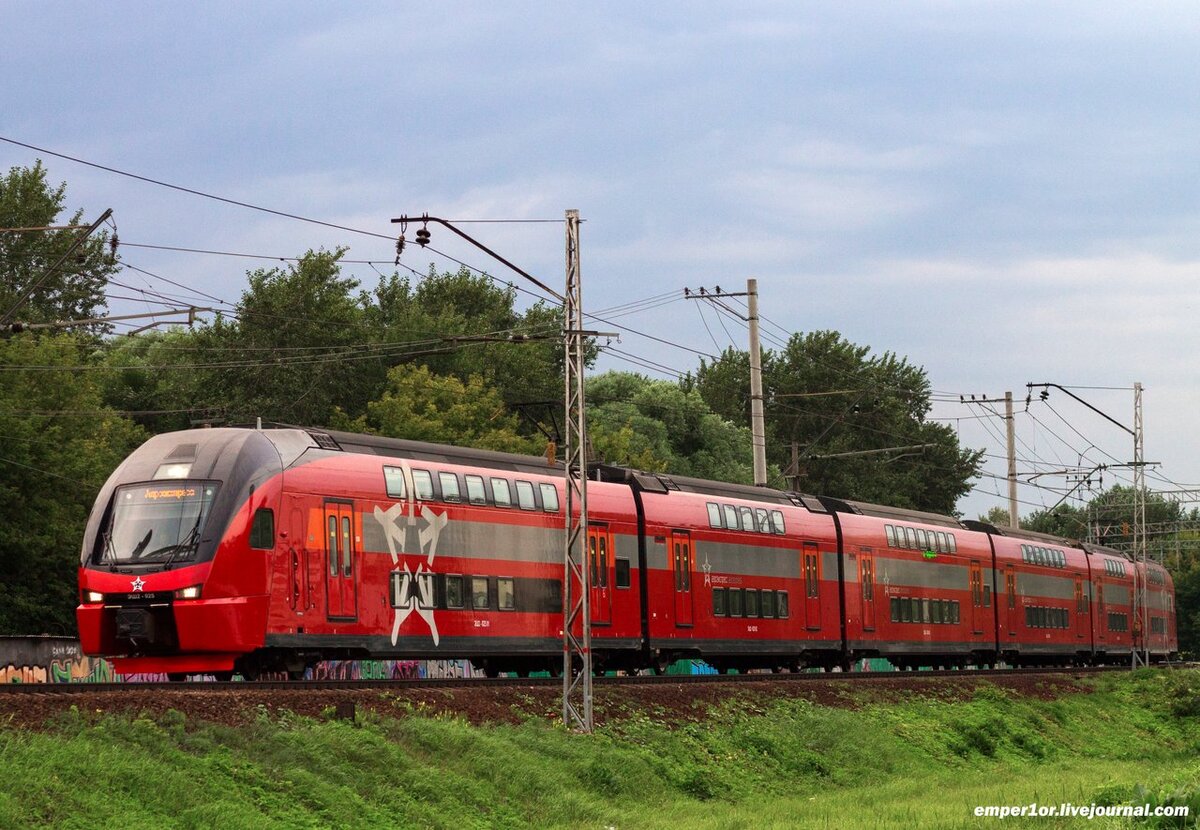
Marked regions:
[76,426,1178,679]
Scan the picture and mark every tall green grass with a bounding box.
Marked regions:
[1,670,1197,829]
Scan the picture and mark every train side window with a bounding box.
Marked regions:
[921,598,931,624]
[899,597,911,623]
[439,472,461,503]
[445,575,465,609]
[755,508,770,533]
[891,597,900,622]
[728,588,744,617]
[761,590,775,618]
[515,480,536,510]
[739,506,756,532]
[491,478,513,508]
[417,572,434,609]
[539,483,559,513]
[983,584,991,607]
[937,531,949,553]
[951,601,960,624]
[916,529,929,550]
[472,577,490,610]
[885,525,897,547]
[249,508,274,549]
[412,469,435,500]
[745,588,760,618]
[615,558,631,589]
[465,475,487,505]
[770,510,785,534]
[932,599,943,624]
[776,591,789,618]
[327,516,338,576]
[903,527,917,549]
[383,466,407,499]
[947,534,957,553]
[497,578,515,611]
[707,502,723,528]
[722,504,740,530]
[713,587,727,616]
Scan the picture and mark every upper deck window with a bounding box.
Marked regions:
[707,502,723,528]
[411,469,435,500]
[491,478,513,508]
[539,483,560,513]
[439,472,461,503]
[515,480,537,510]
[383,466,406,499]
[465,475,487,505]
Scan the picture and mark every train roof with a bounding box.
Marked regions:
[961,520,1083,548]
[821,497,966,529]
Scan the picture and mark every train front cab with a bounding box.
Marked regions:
[76,428,306,678]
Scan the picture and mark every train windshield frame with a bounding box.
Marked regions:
[96,481,220,567]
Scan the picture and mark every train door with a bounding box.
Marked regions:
[803,542,821,630]
[1004,565,1018,639]
[588,524,612,625]
[1074,576,1087,641]
[324,500,358,621]
[1095,579,1106,645]
[671,530,693,626]
[859,548,876,631]
[288,499,310,614]
[969,561,984,635]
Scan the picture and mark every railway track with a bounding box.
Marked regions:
[0,662,1158,696]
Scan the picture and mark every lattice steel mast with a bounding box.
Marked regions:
[561,209,593,730]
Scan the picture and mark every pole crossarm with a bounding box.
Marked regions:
[1026,383,1135,437]
[391,214,564,302]
[0,208,114,326]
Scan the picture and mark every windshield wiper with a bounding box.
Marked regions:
[159,510,207,570]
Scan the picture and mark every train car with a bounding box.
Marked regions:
[1081,543,1136,663]
[595,469,843,672]
[964,523,1092,666]
[1141,558,1179,659]
[829,501,994,669]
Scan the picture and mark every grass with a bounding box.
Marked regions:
[1,670,1198,828]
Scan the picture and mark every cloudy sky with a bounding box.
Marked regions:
[4,2,1198,519]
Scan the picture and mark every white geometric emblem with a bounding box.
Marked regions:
[373,469,449,647]
[130,576,145,592]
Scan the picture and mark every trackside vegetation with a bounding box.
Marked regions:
[1,671,1198,829]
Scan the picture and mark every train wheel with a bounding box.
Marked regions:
[213,671,233,682]
[651,656,670,676]
[167,672,187,683]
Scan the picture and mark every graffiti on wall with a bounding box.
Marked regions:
[1,637,479,683]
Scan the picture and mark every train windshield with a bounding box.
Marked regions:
[98,482,220,566]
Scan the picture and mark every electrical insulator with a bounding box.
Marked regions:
[416,228,431,247]
[394,234,405,265]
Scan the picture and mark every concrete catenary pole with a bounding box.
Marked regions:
[748,278,767,486]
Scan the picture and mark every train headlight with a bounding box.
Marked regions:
[84,591,104,603]
[175,585,202,600]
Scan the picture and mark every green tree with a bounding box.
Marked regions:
[693,331,982,512]
[0,333,144,634]
[0,161,117,332]
[204,248,375,427]
[587,371,760,483]
[339,363,539,454]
